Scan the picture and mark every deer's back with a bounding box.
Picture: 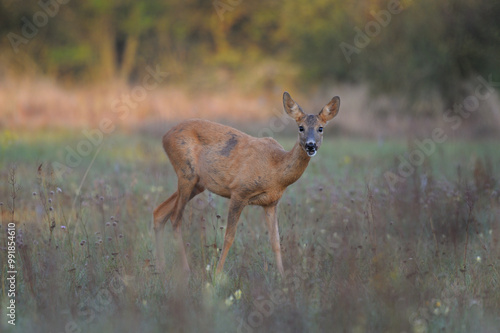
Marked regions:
[163,119,288,202]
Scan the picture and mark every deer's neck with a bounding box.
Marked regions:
[279,141,311,187]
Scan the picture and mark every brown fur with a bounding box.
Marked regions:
[153,92,340,276]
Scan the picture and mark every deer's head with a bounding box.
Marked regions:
[283,92,340,157]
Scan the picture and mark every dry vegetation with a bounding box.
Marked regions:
[2,78,500,141]
[0,130,499,332]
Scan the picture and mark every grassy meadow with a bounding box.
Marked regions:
[1,128,499,332]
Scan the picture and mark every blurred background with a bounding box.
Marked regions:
[1,0,499,137]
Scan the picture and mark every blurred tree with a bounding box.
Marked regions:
[0,0,498,112]
[352,0,500,110]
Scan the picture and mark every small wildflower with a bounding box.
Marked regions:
[107,237,112,241]
[95,231,100,235]
[106,222,111,227]
[110,216,115,221]
[57,187,62,193]
[99,196,104,201]
[48,198,52,203]
[206,264,211,271]
[80,240,86,246]
[112,222,117,227]
[234,289,242,300]
[50,190,54,195]
[225,295,234,306]
[216,214,221,219]
[412,319,427,333]
[61,226,66,230]
[32,192,37,196]
[118,234,123,238]
[98,239,103,244]
[476,256,481,263]
[204,282,213,296]
[186,242,190,247]
[0,202,3,206]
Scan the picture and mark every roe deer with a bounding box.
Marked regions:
[153,92,340,276]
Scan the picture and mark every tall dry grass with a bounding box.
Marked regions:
[2,78,499,139]
[0,132,499,332]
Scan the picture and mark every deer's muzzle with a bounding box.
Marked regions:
[305,141,317,157]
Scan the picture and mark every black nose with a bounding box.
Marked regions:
[305,142,316,149]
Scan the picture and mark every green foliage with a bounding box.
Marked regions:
[0,0,499,111]
[48,44,93,67]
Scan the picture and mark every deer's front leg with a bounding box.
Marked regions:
[264,204,284,277]
[216,198,245,275]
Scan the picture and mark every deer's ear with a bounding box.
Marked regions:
[319,96,340,123]
[283,92,305,122]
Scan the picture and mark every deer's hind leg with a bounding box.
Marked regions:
[154,191,178,272]
[170,178,205,274]
[153,182,204,273]
[154,192,178,231]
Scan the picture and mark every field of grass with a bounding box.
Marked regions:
[1,128,499,332]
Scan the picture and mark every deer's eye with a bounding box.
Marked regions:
[299,126,304,132]
[318,127,323,133]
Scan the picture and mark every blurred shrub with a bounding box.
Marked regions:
[0,0,498,113]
